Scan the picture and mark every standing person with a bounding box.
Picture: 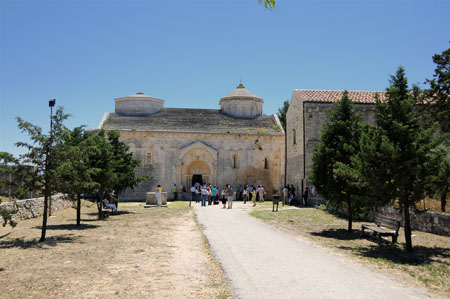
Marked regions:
[242,185,248,204]
[283,185,289,206]
[303,188,308,206]
[226,184,233,209]
[221,187,227,208]
[248,185,253,203]
[173,184,178,201]
[190,185,196,206]
[156,185,162,206]
[212,185,218,204]
[239,185,243,201]
[259,185,265,203]
[200,186,207,207]
[182,185,187,202]
[251,188,257,207]
[207,187,212,206]
[255,185,260,203]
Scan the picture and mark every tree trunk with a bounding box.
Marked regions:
[403,201,413,252]
[97,192,103,220]
[347,198,353,232]
[441,190,447,213]
[39,191,49,242]
[76,193,81,226]
[116,194,119,210]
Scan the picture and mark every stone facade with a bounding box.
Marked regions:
[0,194,72,223]
[100,85,285,201]
[286,90,383,205]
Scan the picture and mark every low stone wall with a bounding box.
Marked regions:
[0,194,72,223]
[379,206,450,236]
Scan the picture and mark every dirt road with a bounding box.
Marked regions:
[194,202,429,299]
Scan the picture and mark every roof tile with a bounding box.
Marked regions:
[294,89,385,104]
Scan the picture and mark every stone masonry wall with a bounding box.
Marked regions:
[0,194,72,224]
[379,206,450,236]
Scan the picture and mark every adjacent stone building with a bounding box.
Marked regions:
[286,90,385,205]
[99,84,285,201]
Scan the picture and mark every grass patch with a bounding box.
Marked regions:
[250,207,450,296]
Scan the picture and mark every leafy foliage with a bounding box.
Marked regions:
[277,100,289,131]
[54,127,101,225]
[422,47,450,133]
[258,0,276,10]
[359,67,436,251]
[311,91,363,231]
[15,107,70,241]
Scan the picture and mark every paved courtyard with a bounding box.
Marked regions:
[194,202,429,299]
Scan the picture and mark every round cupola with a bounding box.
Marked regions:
[219,84,263,118]
[115,92,164,116]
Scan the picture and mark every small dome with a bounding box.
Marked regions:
[220,84,263,119]
[115,92,164,116]
[221,83,262,101]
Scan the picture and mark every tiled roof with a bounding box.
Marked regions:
[100,108,283,136]
[294,89,386,104]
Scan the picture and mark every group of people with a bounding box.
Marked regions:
[185,183,267,208]
[282,184,308,206]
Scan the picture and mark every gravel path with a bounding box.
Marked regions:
[194,202,429,299]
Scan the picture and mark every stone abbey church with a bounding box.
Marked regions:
[99,85,384,203]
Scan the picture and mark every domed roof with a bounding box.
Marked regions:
[115,92,163,103]
[220,84,262,101]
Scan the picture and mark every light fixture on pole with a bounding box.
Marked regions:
[48,99,55,216]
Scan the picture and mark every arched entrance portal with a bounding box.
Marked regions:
[178,141,218,188]
[184,160,211,187]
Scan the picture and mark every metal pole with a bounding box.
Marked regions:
[48,99,55,216]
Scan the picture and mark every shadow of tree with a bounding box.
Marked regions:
[0,235,76,249]
[86,210,136,217]
[338,244,450,266]
[0,232,12,239]
[33,224,100,230]
[310,228,362,241]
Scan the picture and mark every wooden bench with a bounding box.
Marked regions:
[361,214,401,244]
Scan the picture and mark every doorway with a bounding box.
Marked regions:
[192,174,203,187]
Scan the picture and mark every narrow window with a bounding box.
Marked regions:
[264,158,269,169]
[233,155,237,168]
[146,152,152,165]
[293,129,297,145]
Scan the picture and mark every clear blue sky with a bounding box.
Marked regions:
[1,0,449,156]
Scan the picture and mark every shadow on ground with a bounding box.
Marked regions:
[338,244,450,266]
[310,228,362,240]
[0,235,77,249]
[33,224,100,230]
[86,210,136,217]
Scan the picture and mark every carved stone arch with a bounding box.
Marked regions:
[178,141,218,187]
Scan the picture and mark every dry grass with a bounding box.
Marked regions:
[415,198,449,213]
[250,205,450,297]
[0,201,230,298]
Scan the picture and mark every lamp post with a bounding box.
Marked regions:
[48,99,55,216]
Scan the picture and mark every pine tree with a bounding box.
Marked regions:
[359,67,435,251]
[54,127,100,225]
[15,107,69,241]
[107,130,147,208]
[277,100,289,131]
[311,91,363,232]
